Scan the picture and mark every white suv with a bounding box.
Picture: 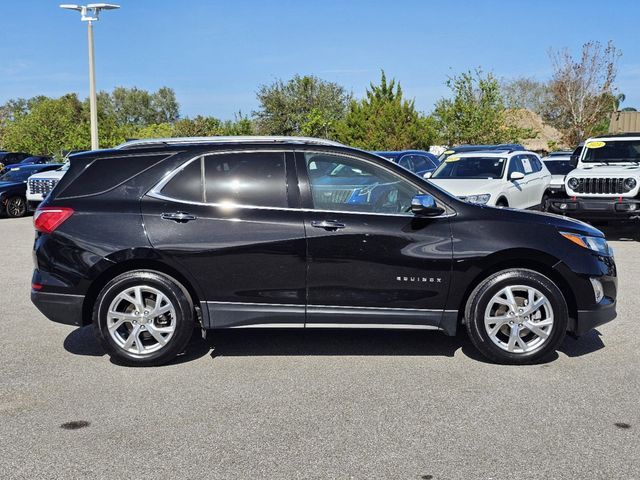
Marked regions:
[26,162,69,211]
[426,150,552,209]
[548,134,640,220]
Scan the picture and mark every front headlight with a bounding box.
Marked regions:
[560,231,611,256]
[465,194,491,205]
[624,177,637,191]
[567,177,580,190]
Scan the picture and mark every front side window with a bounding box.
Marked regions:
[508,156,525,176]
[413,155,437,172]
[432,156,507,180]
[204,152,287,208]
[0,168,31,182]
[398,155,415,171]
[305,152,420,214]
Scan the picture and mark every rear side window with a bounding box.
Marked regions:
[528,155,543,172]
[160,159,203,202]
[204,152,287,207]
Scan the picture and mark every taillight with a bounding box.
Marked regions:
[34,207,74,234]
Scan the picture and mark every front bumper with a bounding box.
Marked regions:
[547,197,640,219]
[31,290,85,326]
[573,297,616,336]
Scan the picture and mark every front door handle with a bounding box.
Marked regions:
[161,211,197,223]
[311,220,346,231]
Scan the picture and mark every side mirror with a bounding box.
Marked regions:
[423,171,432,179]
[510,171,525,181]
[411,194,445,216]
[569,154,578,168]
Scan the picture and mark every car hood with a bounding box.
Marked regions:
[479,204,604,237]
[429,178,501,196]
[28,169,66,180]
[0,180,24,190]
[571,164,640,176]
[550,174,565,186]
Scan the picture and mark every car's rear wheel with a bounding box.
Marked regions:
[93,270,195,366]
[465,269,568,364]
[6,196,27,217]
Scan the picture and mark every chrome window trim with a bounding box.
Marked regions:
[147,149,457,219]
[147,148,291,204]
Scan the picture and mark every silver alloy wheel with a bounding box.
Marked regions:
[107,285,176,356]
[7,197,25,217]
[484,285,554,354]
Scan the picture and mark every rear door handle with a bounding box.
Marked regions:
[161,211,197,223]
[311,220,346,231]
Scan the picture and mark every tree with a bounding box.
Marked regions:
[501,76,551,114]
[334,71,435,150]
[546,41,621,145]
[108,86,180,126]
[254,75,351,137]
[1,94,89,156]
[432,70,533,145]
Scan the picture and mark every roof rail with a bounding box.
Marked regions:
[592,132,640,139]
[115,136,344,150]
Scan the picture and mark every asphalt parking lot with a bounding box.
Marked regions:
[1,216,639,479]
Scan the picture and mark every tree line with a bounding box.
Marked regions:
[0,41,627,158]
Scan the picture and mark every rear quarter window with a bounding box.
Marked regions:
[56,153,171,199]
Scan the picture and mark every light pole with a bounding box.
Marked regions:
[60,3,120,150]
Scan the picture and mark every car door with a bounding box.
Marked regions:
[297,150,454,329]
[141,150,307,328]
[526,154,551,206]
[505,155,529,208]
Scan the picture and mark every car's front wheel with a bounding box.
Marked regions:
[6,196,27,217]
[465,269,568,364]
[93,270,195,366]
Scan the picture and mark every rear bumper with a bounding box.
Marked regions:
[31,290,85,326]
[547,197,640,219]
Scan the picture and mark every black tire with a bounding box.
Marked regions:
[540,192,550,212]
[495,198,508,208]
[93,270,195,366]
[464,269,568,364]
[6,196,27,218]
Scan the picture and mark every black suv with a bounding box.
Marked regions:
[31,137,617,366]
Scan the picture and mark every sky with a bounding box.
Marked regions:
[1,0,639,119]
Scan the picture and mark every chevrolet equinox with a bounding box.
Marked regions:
[31,136,617,366]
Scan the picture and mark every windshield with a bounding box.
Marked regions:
[544,160,574,175]
[0,168,31,182]
[582,140,640,163]
[432,156,506,179]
